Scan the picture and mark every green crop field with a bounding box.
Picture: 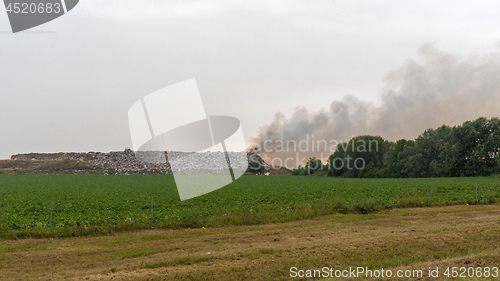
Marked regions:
[0,175,499,239]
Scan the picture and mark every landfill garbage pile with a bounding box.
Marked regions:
[7,149,264,175]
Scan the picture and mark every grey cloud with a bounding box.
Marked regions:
[254,44,500,167]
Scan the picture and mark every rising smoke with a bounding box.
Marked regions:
[253,43,500,168]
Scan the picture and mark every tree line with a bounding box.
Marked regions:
[292,117,500,178]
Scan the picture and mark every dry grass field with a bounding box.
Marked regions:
[1,203,499,280]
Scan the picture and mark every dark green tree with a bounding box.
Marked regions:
[397,125,455,177]
[327,135,393,178]
[305,157,323,175]
[454,117,500,176]
[388,139,415,177]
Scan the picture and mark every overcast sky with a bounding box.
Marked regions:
[1,0,500,159]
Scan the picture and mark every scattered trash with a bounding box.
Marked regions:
[9,149,251,175]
